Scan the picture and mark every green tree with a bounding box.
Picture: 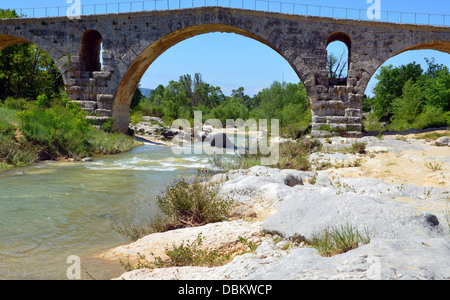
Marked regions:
[367,58,449,131]
[161,80,191,120]
[130,84,146,110]
[422,70,450,111]
[421,59,450,111]
[389,80,425,130]
[371,62,423,121]
[209,98,249,123]
[251,81,309,124]
[0,9,63,100]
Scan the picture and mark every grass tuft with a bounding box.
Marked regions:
[309,223,370,257]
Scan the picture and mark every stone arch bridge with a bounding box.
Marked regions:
[0,7,449,137]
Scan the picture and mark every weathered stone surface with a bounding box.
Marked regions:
[114,162,450,280]
[435,136,450,146]
[229,205,258,219]
[0,7,448,135]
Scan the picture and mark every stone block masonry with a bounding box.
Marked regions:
[0,7,449,136]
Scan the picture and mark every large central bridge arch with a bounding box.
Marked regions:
[111,22,312,130]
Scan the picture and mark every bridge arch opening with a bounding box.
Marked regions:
[0,34,64,100]
[80,30,103,72]
[362,48,450,132]
[112,24,311,132]
[326,32,351,85]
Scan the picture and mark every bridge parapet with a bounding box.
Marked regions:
[8,0,450,27]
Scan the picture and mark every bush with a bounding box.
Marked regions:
[36,94,51,108]
[0,119,15,139]
[17,103,93,159]
[100,117,115,133]
[2,97,27,110]
[0,135,39,168]
[213,138,321,172]
[348,141,367,154]
[280,120,311,139]
[155,173,233,231]
[413,105,449,129]
[275,138,322,171]
[16,99,140,160]
[363,112,384,132]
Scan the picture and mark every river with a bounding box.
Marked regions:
[0,141,228,280]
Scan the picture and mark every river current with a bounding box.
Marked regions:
[0,142,223,279]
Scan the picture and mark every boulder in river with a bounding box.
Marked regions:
[209,133,235,149]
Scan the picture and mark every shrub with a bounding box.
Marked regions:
[17,103,93,159]
[413,105,449,129]
[363,112,384,132]
[36,94,51,108]
[0,135,39,168]
[280,121,311,139]
[100,117,115,133]
[3,97,27,110]
[129,111,143,125]
[348,141,367,154]
[275,138,321,171]
[213,137,322,172]
[155,173,233,231]
[277,149,311,171]
[0,118,15,139]
[111,218,155,242]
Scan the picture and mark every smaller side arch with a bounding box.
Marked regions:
[327,32,352,52]
[0,34,29,52]
[0,33,67,98]
[80,30,103,72]
[356,39,450,96]
[326,32,352,85]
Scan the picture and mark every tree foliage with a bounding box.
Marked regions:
[0,9,64,100]
[365,58,450,131]
[131,73,312,138]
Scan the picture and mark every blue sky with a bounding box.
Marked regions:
[3,0,450,96]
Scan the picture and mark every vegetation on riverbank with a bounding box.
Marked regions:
[120,233,258,271]
[0,9,141,172]
[363,59,450,132]
[131,59,449,140]
[113,172,233,241]
[0,94,141,172]
[131,77,312,140]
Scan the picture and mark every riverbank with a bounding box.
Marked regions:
[0,103,142,172]
[102,131,450,280]
[130,121,263,148]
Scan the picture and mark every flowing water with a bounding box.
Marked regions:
[0,142,223,280]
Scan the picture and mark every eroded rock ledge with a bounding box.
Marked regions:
[103,135,450,280]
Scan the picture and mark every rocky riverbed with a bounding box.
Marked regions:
[102,132,450,280]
